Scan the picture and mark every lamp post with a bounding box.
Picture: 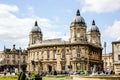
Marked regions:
[104,42,106,72]
[18,47,21,72]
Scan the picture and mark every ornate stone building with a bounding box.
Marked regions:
[0,45,27,72]
[27,10,103,73]
[102,53,113,71]
[112,40,120,74]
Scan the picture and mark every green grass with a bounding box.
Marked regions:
[0,77,65,80]
[0,77,17,80]
[0,76,72,80]
[42,77,65,80]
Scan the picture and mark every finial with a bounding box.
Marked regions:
[76,9,80,16]
[35,21,38,26]
[92,20,95,25]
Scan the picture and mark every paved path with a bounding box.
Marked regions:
[0,72,15,76]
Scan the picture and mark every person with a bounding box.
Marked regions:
[54,70,57,76]
[18,66,26,80]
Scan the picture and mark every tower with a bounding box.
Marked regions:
[70,9,87,43]
[29,21,43,46]
[87,20,101,46]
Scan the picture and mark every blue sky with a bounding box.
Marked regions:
[0,0,120,53]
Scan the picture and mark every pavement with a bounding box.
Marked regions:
[0,72,15,76]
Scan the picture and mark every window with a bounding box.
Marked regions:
[53,51,56,59]
[13,55,15,58]
[47,52,50,59]
[12,60,15,64]
[7,55,9,58]
[76,63,80,70]
[54,64,56,70]
[118,45,120,52]
[62,52,65,59]
[118,55,120,60]
[77,33,80,37]
[41,53,43,59]
[23,56,26,60]
[77,51,80,58]
[62,64,65,70]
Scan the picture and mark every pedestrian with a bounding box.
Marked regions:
[54,70,57,76]
[18,66,26,80]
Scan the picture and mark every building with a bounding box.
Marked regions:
[102,53,113,72]
[0,45,27,72]
[27,10,103,73]
[112,40,120,74]
[0,51,4,71]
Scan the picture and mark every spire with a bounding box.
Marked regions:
[92,20,95,25]
[4,45,6,52]
[76,9,80,16]
[35,21,38,26]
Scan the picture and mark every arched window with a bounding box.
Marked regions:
[62,52,65,59]
[76,63,80,70]
[77,51,80,58]
[77,29,80,37]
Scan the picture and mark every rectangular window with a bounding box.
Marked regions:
[118,55,120,60]
[62,64,65,70]
[62,53,65,59]
[53,52,56,59]
[47,52,50,59]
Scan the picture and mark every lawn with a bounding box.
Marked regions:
[0,76,72,80]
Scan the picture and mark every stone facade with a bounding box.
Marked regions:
[102,53,113,71]
[0,45,27,72]
[27,10,103,73]
[112,41,120,74]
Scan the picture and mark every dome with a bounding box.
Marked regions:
[31,21,42,33]
[71,9,86,25]
[88,20,100,33]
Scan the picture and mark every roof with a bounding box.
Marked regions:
[42,38,65,44]
[71,9,86,26]
[88,20,100,34]
[31,21,42,34]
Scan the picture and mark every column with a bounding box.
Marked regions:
[72,62,75,71]
[66,54,70,71]
[56,54,61,72]
[75,63,77,72]
[43,50,47,61]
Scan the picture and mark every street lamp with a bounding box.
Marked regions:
[18,47,21,71]
[104,42,106,72]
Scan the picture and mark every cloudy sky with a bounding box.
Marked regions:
[0,0,120,53]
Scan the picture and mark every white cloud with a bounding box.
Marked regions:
[0,4,67,50]
[80,0,120,13]
[103,21,120,40]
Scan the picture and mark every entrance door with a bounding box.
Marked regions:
[48,65,52,73]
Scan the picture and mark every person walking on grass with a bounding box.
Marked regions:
[18,67,26,80]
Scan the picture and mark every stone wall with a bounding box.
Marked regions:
[72,75,120,80]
